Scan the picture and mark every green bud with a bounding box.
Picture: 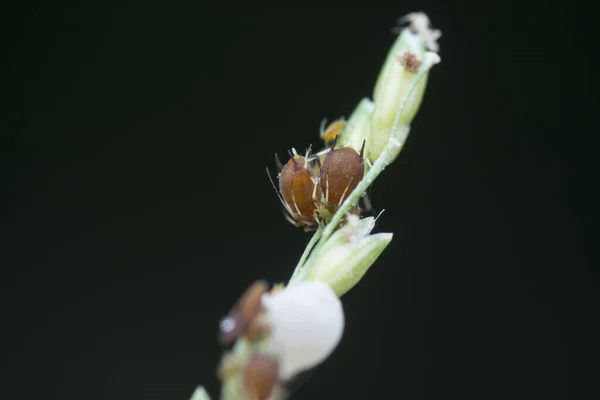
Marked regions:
[304,216,392,297]
[336,97,374,157]
[370,29,428,162]
[190,387,211,400]
[369,12,441,162]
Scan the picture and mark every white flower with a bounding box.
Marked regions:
[260,280,344,380]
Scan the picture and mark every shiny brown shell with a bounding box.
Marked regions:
[278,155,321,228]
[319,145,365,213]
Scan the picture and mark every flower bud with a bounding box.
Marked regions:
[336,97,374,157]
[369,13,441,162]
[261,281,344,380]
[304,215,392,297]
[189,386,211,400]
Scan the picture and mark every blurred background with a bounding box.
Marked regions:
[2,0,598,399]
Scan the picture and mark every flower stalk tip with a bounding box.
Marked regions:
[369,11,441,162]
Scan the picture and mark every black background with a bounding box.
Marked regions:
[2,0,598,399]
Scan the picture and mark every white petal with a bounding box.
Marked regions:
[261,281,344,380]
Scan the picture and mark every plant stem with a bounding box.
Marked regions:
[289,225,323,283]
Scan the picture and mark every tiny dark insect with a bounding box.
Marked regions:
[218,280,268,345]
[267,148,321,231]
[319,135,366,214]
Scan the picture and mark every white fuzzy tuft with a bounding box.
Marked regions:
[398,12,442,52]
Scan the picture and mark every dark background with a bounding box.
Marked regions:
[2,0,598,399]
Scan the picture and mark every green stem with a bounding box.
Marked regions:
[289,225,323,283]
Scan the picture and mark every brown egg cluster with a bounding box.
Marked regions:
[268,122,367,231]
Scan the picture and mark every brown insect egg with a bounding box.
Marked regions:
[244,354,280,400]
[279,155,317,220]
[268,150,321,231]
[320,118,346,142]
[319,137,366,213]
[219,280,268,345]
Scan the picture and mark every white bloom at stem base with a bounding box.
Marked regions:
[261,281,344,380]
[305,215,393,297]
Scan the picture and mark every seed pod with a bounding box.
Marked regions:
[279,155,318,221]
[274,152,321,231]
[244,354,280,400]
[319,137,365,213]
[219,280,269,345]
